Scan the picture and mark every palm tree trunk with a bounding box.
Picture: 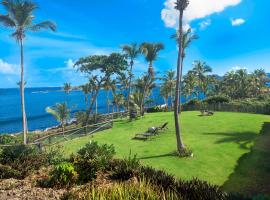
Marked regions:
[174,10,185,153]
[127,61,133,117]
[178,55,185,114]
[20,39,27,145]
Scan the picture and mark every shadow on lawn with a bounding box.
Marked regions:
[222,122,270,196]
[203,131,257,150]
[139,153,175,160]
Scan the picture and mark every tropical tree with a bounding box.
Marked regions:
[81,83,91,107]
[160,84,170,108]
[162,70,176,110]
[63,83,72,94]
[250,69,269,96]
[122,43,141,113]
[133,74,156,115]
[103,78,116,114]
[192,61,212,97]
[46,103,70,134]
[112,93,125,113]
[174,0,189,153]
[74,53,127,127]
[140,42,164,77]
[183,70,196,100]
[0,0,56,144]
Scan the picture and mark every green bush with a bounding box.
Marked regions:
[0,145,49,178]
[184,99,201,106]
[110,154,140,181]
[0,135,19,145]
[204,95,230,104]
[49,162,77,189]
[147,106,164,113]
[45,145,65,165]
[72,141,115,183]
[175,179,227,200]
[0,164,21,179]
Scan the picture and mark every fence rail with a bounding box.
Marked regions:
[0,111,129,148]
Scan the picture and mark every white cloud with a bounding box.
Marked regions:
[0,59,20,75]
[161,0,242,29]
[231,18,245,26]
[65,59,75,69]
[231,66,248,71]
[199,19,211,30]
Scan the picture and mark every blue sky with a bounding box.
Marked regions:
[0,0,270,88]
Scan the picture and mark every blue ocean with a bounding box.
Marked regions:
[0,87,170,134]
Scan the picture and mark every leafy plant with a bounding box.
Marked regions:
[204,95,230,104]
[0,164,21,179]
[72,141,115,183]
[110,153,140,181]
[49,162,77,189]
[0,145,49,178]
[0,135,19,145]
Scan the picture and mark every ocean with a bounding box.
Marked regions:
[0,87,171,134]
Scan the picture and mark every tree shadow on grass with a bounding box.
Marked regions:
[222,122,270,196]
[139,152,175,160]
[203,131,258,150]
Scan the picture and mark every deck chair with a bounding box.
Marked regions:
[157,122,168,131]
[133,128,158,140]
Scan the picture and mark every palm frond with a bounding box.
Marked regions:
[0,14,16,27]
[28,20,56,32]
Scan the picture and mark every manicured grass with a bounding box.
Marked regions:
[62,111,270,194]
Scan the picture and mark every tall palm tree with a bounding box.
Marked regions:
[160,84,170,108]
[122,43,140,113]
[46,103,70,134]
[81,83,91,107]
[192,61,212,97]
[140,42,164,77]
[103,78,116,114]
[174,0,189,153]
[162,70,176,110]
[0,0,56,144]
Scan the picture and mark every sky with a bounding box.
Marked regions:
[0,0,270,88]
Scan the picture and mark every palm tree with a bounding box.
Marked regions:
[140,42,164,77]
[192,61,212,97]
[122,43,140,113]
[81,83,91,107]
[174,0,189,153]
[103,78,116,114]
[46,103,70,134]
[160,84,170,108]
[63,82,72,104]
[0,0,56,144]
[162,70,176,110]
[63,83,72,94]
[250,69,268,96]
[183,71,196,100]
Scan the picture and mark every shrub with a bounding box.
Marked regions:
[0,164,21,179]
[45,145,65,165]
[48,162,77,189]
[139,166,175,190]
[62,179,180,200]
[72,141,115,183]
[184,99,201,106]
[204,95,230,104]
[110,153,140,181]
[147,106,164,113]
[0,135,19,145]
[175,179,227,200]
[0,145,49,178]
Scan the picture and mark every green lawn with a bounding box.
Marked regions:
[62,111,270,195]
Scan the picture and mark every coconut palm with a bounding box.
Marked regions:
[46,103,70,134]
[171,28,198,59]
[174,0,189,153]
[63,83,72,94]
[183,71,196,99]
[81,83,91,107]
[122,43,140,113]
[140,42,164,77]
[250,69,268,96]
[103,78,116,114]
[0,0,56,144]
[162,70,176,110]
[192,61,212,97]
[160,84,170,108]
